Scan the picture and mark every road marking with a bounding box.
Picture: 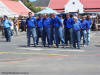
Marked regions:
[17,48,85,52]
[0,52,69,57]
[0,51,100,57]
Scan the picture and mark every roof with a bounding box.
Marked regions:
[48,0,68,9]
[33,0,50,7]
[0,0,16,16]
[80,0,100,9]
[80,0,100,12]
[49,0,100,12]
[37,7,58,14]
[0,0,30,15]
[84,9,100,12]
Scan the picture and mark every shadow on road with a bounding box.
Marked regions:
[95,45,100,47]
[18,45,27,47]
[0,40,6,42]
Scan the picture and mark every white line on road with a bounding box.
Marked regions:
[17,48,85,52]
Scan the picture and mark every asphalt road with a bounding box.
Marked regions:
[0,31,100,75]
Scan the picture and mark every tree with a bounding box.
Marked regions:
[21,0,41,13]
[11,0,41,13]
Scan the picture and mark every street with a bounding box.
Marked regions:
[0,31,100,75]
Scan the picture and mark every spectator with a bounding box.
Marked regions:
[3,16,12,42]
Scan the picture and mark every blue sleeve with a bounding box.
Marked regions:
[8,20,12,26]
[41,18,44,25]
[90,19,92,26]
[48,18,51,25]
[50,19,54,25]
[80,22,82,29]
[36,19,38,25]
[86,21,89,28]
[71,18,74,25]
[57,17,62,23]
[79,22,81,28]
[34,18,37,25]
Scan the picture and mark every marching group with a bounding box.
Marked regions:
[1,12,92,49]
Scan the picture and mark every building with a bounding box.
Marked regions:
[0,0,31,17]
[65,0,84,13]
[48,0,67,12]
[48,0,100,13]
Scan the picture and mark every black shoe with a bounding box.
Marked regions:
[48,45,51,48]
[27,45,30,47]
[78,47,80,49]
[36,43,38,45]
[34,44,36,47]
[56,45,59,48]
[43,45,46,47]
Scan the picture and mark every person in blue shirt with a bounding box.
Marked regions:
[73,17,81,49]
[49,13,55,45]
[42,13,51,47]
[3,15,12,42]
[36,14,43,45]
[63,13,74,47]
[52,13,65,48]
[75,13,81,22]
[86,15,92,45]
[80,16,88,46]
[26,12,37,47]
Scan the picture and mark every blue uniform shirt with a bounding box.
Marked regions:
[63,17,74,28]
[53,16,62,27]
[73,21,81,31]
[36,18,43,28]
[86,19,91,29]
[81,19,88,30]
[78,18,81,22]
[26,17,36,28]
[42,18,51,28]
[3,19,11,28]
[49,17,54,27]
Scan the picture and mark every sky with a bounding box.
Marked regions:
[29,0,37,2]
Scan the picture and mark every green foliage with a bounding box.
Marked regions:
[21,0,41,13]
[11,0,18,1]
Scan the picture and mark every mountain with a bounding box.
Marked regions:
[33,0,50,7]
